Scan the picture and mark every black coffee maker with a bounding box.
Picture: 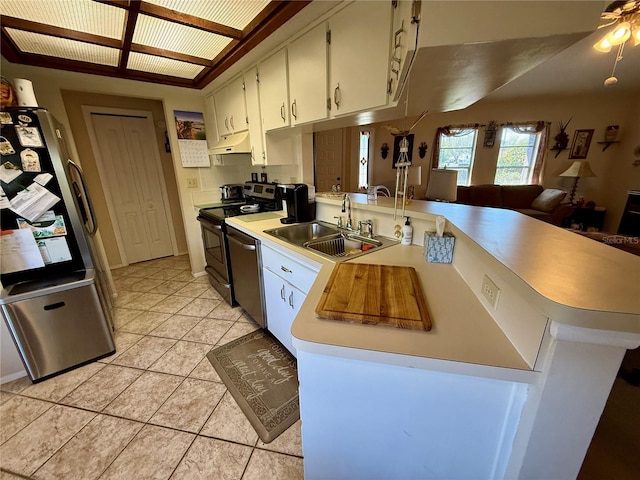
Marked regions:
[279,184,315,224]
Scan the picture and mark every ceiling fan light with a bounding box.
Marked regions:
[607,21,632,44]
[594,36,613,52]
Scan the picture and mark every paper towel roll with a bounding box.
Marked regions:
[13,78,38,107]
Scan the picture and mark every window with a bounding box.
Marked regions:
[358,130,370,189]
[494,127,542,185]
[436,127,478,186]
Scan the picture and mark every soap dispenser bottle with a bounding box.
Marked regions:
[401,217,413,245]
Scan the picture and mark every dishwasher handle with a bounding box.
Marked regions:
[227,233,257,251]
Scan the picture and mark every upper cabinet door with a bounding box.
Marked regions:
[329,1,392,116]
[259,49,290,132]
[288,22,329,126]
[243,67,265,165]
[213,77,248,135]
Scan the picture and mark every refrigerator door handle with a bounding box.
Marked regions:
[67,160,98,235]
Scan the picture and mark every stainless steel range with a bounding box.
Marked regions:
[197,182,280,325]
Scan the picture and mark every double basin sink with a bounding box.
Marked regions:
[264,221,397,260]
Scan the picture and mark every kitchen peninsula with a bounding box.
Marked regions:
[226,194,639,480]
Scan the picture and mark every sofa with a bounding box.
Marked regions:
[455,184,573,226]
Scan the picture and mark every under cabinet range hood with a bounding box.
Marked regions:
[209,131,252,155]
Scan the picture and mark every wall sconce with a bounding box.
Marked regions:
[381,143,389,159]
[418,142,428,158]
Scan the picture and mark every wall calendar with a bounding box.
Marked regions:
[173,110,210,168]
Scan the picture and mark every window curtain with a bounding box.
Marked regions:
[431,124,480,169]
[502,121,550,184]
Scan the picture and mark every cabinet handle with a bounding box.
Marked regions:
[251,146,254,161]
[289,291,294,309]
[280,103,285,122]
[334,84,341,110]
[280,265,291,273]
[230,115,234,130]
[280,284,286,301]
[224,117,229,130]
[291,99,297,120]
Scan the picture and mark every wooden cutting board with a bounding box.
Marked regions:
[315,263,432,331]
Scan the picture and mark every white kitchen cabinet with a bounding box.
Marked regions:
[288,22,329,125]
[261,244,320,356]
[389,0,420,101]
[213,76,248,135]
[243,67,265,165]
[329,1,392,116]
[258,49,289,132]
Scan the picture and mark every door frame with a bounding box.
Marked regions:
[82,106,179,266]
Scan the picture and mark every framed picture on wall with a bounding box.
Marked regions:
[569,129,594,159]
[392,134,414,168]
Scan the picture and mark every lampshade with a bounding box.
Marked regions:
[559,161,597,178]
[426,169,458,202]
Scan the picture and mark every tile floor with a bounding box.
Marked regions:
[0,255,303,480]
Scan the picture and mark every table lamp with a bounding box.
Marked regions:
[559,161,596,204]
[426,169,458,202]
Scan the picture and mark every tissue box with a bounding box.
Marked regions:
[424,232,455,263]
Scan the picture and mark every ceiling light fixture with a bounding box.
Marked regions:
[593,1,640,86]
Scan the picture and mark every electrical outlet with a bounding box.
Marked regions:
[481,275,500,309]
[186,178,198,188]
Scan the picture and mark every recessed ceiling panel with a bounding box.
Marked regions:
[127,52,204,79]
[133,14,233,59]
[0,0,124,39]
[145,0,270,30]
[6,29,120,66]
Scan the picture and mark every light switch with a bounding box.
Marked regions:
[186,178,199,188]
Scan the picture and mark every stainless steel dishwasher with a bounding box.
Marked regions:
[225,224,266,327]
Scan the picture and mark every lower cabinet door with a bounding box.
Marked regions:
[263,268,303,357]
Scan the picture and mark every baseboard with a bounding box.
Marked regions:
[1,369,27,385]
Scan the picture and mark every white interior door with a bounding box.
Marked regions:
[90,114,173,264]
[314,129,344,192]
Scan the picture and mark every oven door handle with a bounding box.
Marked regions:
[227,234,257,251]
[197,216,223,230]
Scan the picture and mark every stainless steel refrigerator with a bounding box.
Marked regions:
[0,106,115,382]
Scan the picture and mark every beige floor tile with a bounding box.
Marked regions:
[20,363,105,402]
[217,321,260,345]
[0,405,95,476]
[176,298,219,317]
[149,378,226,433]
[183,318,234,345]
[98,331,144,364]
[113,290,143,308]
[256,420,303,457]
[0,376,31,394]
[130,292,168,310]
[189,357,223,383]
[111,307,145,330]
[111,336,176,370]
[0,390,14,404]
[32,415,143,480]
[149,280,190,295]
[103,371,183,422]
[149,314,202,340]
[117,311,172,335]
[193,275,213,284]
[207,301,244,321]
[113,275,140,290]
[133,266,164,278]
[200,391,258,446]
[170,436,252,480]
[148,268,183,281]
[0,396,53,444]
[242,448,304,480]
[60,365,143,412]
[171,271,196,282]
[197,285,223,299]
[0,470,25,479]
[148,295,193,314]
[174,283,209,298]
[111,265,145,278]
[128,277,166,293]
[98,424,194,480]
[148,341,213,377]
